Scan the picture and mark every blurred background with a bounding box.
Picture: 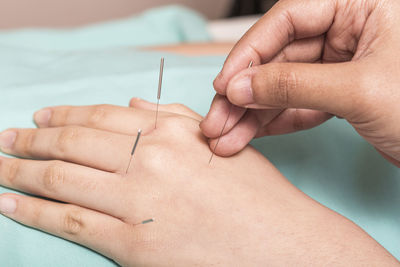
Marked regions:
[0,0,278,43]
[0,0,277,29]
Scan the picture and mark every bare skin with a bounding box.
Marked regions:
[200,0,400,167]
[0,100,397,266]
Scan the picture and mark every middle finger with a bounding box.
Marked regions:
[0,126,135,173]
[34,104,153,135]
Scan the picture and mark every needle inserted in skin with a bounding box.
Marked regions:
[141,218,154,224]
[208,105,233,164]
[125,129,142,174]
[155,57,164,129]
[133,218,155,226]
[208,61,253,164]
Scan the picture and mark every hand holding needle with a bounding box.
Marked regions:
[209,61,253,164]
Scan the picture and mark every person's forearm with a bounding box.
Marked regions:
[240,151,398,265]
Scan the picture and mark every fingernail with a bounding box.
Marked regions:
[34,108,52,126]
[0,197,17,214]
[228,74,253,106]
[0,130,17,150]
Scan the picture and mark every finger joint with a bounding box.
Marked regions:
[55,126,79,155]
[272,68,297,108]
[22,129,37,156]
[5,160,20,185]
[42,161,66,193]
[87,105,109,126]
[61,208,84,236]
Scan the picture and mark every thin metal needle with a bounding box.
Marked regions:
[125,129,142,174]
[134,218,155,226]
[208,105,232,164]
[155,57,164,129]
[209,61,254,164]
[141,218,154,224]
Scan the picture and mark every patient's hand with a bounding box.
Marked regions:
[0,99,396,266]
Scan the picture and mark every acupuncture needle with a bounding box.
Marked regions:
[155,57,164,129]
[209,60,253,164]
[134,218,155,226]
[141,218,154,224]
[125,129,142,174]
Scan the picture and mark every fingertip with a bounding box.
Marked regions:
[199,118,217,138]
[208,137,242,157]
[0,129,17,152]
[217,111,259,156]
[0,193,18,215]
[213,72,227,95]
[200,109,228,139]
[200,96,226,138]
[34,108,52,128]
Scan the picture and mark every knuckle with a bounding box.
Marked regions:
[273,68,296,107]
[254,66,297,107]
[42,161,66,193]
[164,116,188,132]
[22,129,37,155]
[170,103,186,111]
[31,202,43,226]
[61,207,84,236]
[5,160,20,185]
[87,105,109,126]
[55,126,79,154]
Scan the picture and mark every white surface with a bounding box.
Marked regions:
[207,15,262,42]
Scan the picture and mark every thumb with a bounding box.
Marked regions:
[226,62,360,117]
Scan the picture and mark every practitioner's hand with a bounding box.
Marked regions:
[200,0,400,167]
[0,100,396,266]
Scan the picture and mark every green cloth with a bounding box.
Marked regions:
[0,6,398,266]
[0,5,210,51]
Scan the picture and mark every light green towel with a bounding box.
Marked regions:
[0,5,210,51]
[0,6,398,266]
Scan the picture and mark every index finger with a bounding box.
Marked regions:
[213,0,336,94]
